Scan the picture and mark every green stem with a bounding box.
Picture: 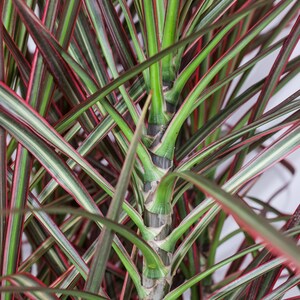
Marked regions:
[161,0,180,84]
[144,1,166,132]
[155,0,165,41]
[166,14,246,105]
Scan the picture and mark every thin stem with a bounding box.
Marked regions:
[161,0,180,83]
[143,1,166,132]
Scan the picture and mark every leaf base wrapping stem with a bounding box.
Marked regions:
[142,200,173,299]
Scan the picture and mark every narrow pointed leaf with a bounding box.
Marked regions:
[178,171,300,271]
[85,94,152,293]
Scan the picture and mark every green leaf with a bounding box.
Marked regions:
[1,275,107,300]
[85,94,152,293]
[176,48,297,160]
[55,3,267,133]
[178,171,300,271]
[2,273,59,300]
[0,111,96,278]
[164,120,300,272]
[155,0,294,159]
[175,0,236,65]
[262,276,300,300]
[98,0,136,69]
[13,0,96,131]
[166,226,300,299]
[165,244,262,300]
[161,0,180,82]
[0,84,114,196]
[5,206,167,281]
[142,1,166,128]
[178,90,300,171]
[166,11,250,104]
[209,258,284,299]
[2,147,30,277]
[0,110,152,294]
[231,14,300,172]
[84,0,139,124]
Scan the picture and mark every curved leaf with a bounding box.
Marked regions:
[178,171,300,271]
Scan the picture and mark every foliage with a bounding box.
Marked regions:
[0,0,300,299]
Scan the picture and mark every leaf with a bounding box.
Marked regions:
[178,171,300,271]
[84,0,139,124]
[1,273,107,299]
[85,93,152,293]
[175,0,237,64]
[142,1,165,128]
[51,235,147,299]
[165,244,262,300]
[231,14,300,172]
[0,83,113,196]
[2,25,30,86]
[55,1,269,133]
[262,276,300,300]
[2,0,63,281]
[5,206,167,281]
[209,258,284,299]
[2,146,30,277]
[0,111,96,278]
[98,0,136,69]
[165,226,300,299]
[250,15,300,121]
[2,273,59,300]
[155,0,294,159]
[229,1,300,100]
[178,90,300,171]
[0,1,6,280]
[13,0,96,132]
[0,109,152,292]
[167,10,251,103]
[175,36,287,159]
[161,0,180,82]
[165,121,300,275]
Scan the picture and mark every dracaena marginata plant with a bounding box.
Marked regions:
[0,0,300,299]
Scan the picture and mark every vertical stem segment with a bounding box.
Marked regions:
[143,208,173,297]
[161,0,180,84]
[142,162,173,299]
[143,1,166,134]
